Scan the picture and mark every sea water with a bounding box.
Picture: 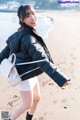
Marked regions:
[0,12,54,51]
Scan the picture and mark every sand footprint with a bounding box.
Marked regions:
[8,95,20,107]
[39,117,44,120]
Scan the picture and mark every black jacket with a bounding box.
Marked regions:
[0,26,69,87]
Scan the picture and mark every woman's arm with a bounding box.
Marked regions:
[27,36,70,87]
[0,45,10,63]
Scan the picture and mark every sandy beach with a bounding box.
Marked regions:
[0,10,80,120]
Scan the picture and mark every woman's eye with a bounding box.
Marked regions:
[32,11,35,15]
[32,12,34,15]
[25,16,28,18]
[25,15,30,18]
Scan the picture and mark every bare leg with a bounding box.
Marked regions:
[10,90,33,120]
[28,82,41,115]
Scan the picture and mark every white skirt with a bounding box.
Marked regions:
[17,77,38,91]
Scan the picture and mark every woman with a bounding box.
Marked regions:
[0,4,70,120]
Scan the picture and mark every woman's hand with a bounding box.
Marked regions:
[63,81,71,87]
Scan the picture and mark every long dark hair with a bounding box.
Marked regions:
[17,4,33,30]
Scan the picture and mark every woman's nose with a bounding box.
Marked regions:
[31,14,36,20]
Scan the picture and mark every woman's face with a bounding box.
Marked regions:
[23,7,37,28]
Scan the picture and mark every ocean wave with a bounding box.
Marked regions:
[0,12,54,51]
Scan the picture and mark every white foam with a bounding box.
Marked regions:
[0,12,54,51]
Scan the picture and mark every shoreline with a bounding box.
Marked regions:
[0,12,53,53]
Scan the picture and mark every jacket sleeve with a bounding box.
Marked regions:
[27,36,70,87]
[0,45,10,63]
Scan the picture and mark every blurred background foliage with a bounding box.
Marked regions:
[0,0,80,10]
